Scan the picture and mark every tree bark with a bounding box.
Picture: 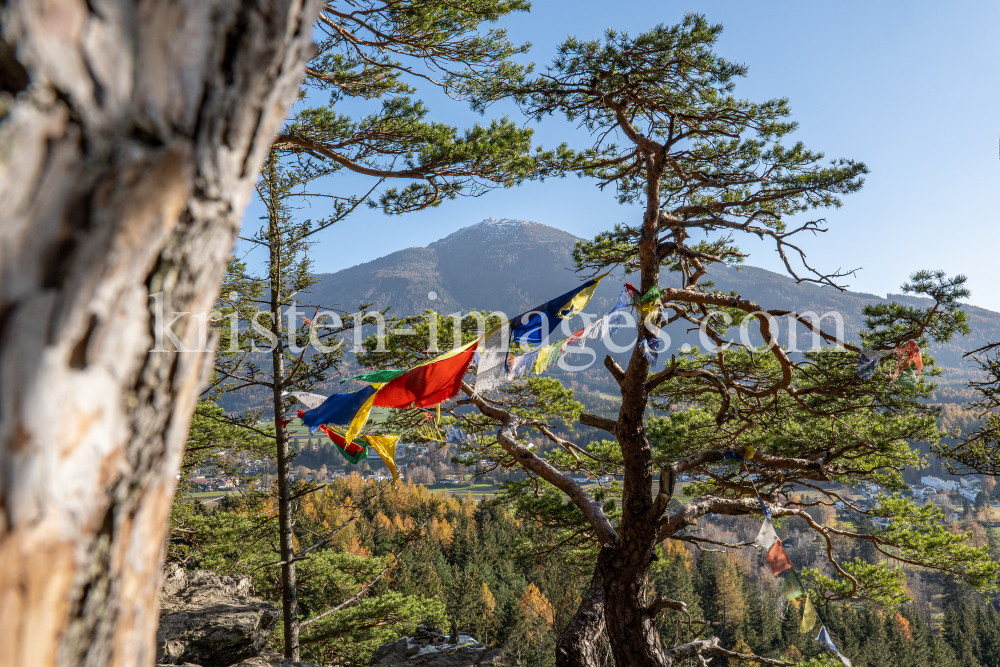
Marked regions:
[600,152,671,667]
[555,567,606,667]
[0,2,322,666]
[266,155,299,659]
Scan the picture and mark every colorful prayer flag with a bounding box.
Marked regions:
[754,520,780,552]
[339,369,406,385]
[893,340,923,379]
[364,434,400,481]
[855,349,882,380]
[318,425,369,464]
[301,386,378,435]
[343,383,385,444]
[374,339,478,409]
[765,541,792,575]
[815,626,851,666]
[800,596,817,633]
[780,570,805,600]
[758,496,773,521]
[508,276,606,346]
[897,368,918,392]
[475,325,509,394]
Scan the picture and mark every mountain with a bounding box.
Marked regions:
[309,217,1000,389]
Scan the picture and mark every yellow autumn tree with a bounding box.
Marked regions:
[519,583,555,627]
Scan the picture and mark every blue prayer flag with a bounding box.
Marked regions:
[509,278,601,345]
[301,386,378,435]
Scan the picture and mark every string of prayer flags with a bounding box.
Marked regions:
[508,275,606,345]
[855,350,882,380]
[765,541,793,575]
[780,570,805,600]
[318,426,400,480]
[374,339,478,409]
[815,627,852,667]
[284,391,328,410]
[800,596,818,633]
[301,386,378,435]
[892,340,923,379]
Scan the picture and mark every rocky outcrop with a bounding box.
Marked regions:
[369,625,501,666]
[157,566,285,667]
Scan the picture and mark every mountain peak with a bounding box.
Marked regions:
[428,217,578,249]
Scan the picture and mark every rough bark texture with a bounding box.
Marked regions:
[555,567,606,667]
[0,1,322,666]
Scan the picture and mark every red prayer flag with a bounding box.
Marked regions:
[276,420,292,428]
[318,425,367,459]
[373,344,478,409]
[765,541,792,575]
[297,410,305,418]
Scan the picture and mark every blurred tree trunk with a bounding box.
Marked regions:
[0,1,322,665]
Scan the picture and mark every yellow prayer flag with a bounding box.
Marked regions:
[559,273,608,318]
[343,382,385,445]
[364,434,400,481]
[801,596,817,633]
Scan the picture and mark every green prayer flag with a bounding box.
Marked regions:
[637,285,664,303]
[800,596,817,633]
[897,368,918,392]
[340,369,407,385]
[780,570,805,601]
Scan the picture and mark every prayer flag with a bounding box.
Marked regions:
[509,276,606,345]
[534,340,563,374]
[284,391,328,410]
[343,383,385,445]
[276,420,292,428]
[815,626,838,653]
[374,340,478,408]
[893,340,923,379]
[855,350,881,380]
[758,497,773,521]
[780,570,805,600]
[475,325,509,394]
[754,520,780,552]
[765,541,792,575]
[339,369,406,385]
[301,386,378,435]
[608,286,632,334]
[364,434,400,481]
[318,425,369,464]
[897,368,918,392]
[801,596,817,633]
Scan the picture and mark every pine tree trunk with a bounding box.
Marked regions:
[0,2,321,665]
[267,164,299,659]
[555,567,606,667]
[599,155,670,667]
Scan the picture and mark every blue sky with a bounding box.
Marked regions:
[240,1,1000,310]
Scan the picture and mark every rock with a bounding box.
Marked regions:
[157,566,281,667]
[369,630,501,666]
[230,648,321,667]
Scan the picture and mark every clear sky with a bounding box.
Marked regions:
[240,1,1000,310]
